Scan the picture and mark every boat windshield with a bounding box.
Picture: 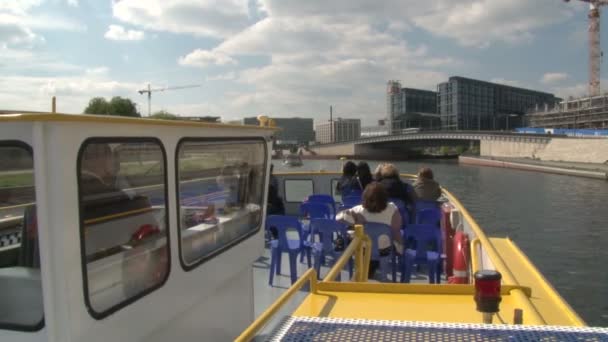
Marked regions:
[0,143,43,331]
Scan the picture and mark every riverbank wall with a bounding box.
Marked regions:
[459,156,608,180]
[480,138,608,164]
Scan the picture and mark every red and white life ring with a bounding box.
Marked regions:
[448,230,470,284]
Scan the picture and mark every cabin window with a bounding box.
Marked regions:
[0,142,43,331]
[284,180,314,203]
[78,139,169,318]
[176,139,266,269]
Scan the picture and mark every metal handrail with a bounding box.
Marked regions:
[236,224,368,341]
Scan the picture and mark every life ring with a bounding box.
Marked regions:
[448,230,470,284]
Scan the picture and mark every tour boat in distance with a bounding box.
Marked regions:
[0,112,605,341]
[283,153,303,167]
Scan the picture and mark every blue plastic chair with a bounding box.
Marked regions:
[309,219,353,280]
[389,198,409,230]
[307,194,337,219]
[266,215,311,286]
[299,201,332,261]
[342,195,362,208]
[401,224,442,284]
[416,208,442,227]
[364,222,398,282]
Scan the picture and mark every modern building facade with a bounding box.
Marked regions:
[315,118,361,144]
[243,117,314,145]
[437,76,559,130]
[386,81,439,133]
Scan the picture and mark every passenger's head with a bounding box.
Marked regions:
[361,182,388,213]
[373,163,385,180]
[379,163,399,179]
[418,167,434,180]
[82,143,114,179]
[342,161,357,177]
[357,161,371,178]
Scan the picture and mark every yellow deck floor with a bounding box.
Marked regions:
[488,237,584,326]
[293,283,535,325]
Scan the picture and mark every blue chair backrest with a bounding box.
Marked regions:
[310,218,348,253]
[415,200,439,211]
[342,195,362,207]
[416,208,441,226]
[389,198,409,227]
[364,222,394,259]
[404,224,442,262]
[346,189,362,198]
[266,215,303,250]
[307,194,336,217]
[300,201,332,219]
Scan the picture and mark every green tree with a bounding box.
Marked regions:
[83,96,140,117]
[83,97,110,115]
[150,110,179,120]
[109,96,140,117]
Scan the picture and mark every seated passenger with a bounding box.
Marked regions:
[375,163,416,207]
[336,182,403,278]
[412,167,441,202]
[336,161,362,196]
[267,164,284,216]
[356,161,373,190]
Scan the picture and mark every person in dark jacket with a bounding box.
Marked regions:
[412,167,441,201]
[376,163,416,207]
[336,161,362,196]
[267,164,284,215]
[356,161,373,190]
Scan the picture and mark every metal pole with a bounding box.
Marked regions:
[330,105,333,143]
[51,96,56,113]
[147,84,151,117]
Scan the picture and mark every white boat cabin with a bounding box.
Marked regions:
[0,113,274,342]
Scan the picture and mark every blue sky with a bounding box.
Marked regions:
[0,0,601,124]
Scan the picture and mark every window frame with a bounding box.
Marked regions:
[0,140,45,332]
[175,137,268,272]
[76,137,171,320]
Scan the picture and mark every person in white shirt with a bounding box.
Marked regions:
[336,181,403,255]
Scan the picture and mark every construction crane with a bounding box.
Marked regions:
[138,84,201,116]
[564,0,608,96]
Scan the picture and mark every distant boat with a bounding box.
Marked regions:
[283,154,303,167]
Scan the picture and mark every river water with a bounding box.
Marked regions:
[275,159,608,327]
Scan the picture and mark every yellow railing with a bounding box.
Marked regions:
[442,188,546,325]
[470,238,482,276]
[235,224,369,342]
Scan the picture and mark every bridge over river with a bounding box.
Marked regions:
[308,131,608,164]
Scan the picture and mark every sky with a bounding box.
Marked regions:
[0,0,603,125]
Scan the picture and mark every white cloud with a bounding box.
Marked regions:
[207,72,237,81]
[112,0,251,38]
[0,74,145,114]
[85,66,109,75]
[104,25,145,41]
[178,49,237,67]
[0,19,39,47]
[541,72,569,85]
[66,0,78,7]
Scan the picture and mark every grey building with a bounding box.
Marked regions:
[315,118,361,144]
[437,76,559,130]
[386,81,440,133]
[243,117,314,145]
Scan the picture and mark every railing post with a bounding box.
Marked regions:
[353,224,365,282]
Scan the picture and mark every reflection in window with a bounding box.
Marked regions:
[177,140,265,268]
[78,141,169,317]
[0,143,43,330]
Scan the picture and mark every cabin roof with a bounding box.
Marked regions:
[0,111,279,132]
